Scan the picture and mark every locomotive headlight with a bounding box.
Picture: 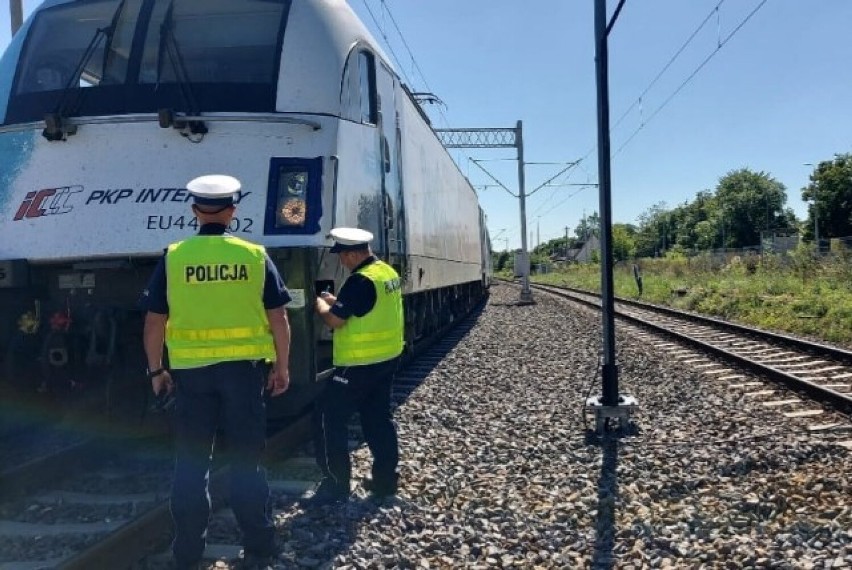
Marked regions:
[274,169,309,228]
[287,173,307,195]
[279,198,306,226]
[268,161,320,233]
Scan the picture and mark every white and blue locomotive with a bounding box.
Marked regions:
[0,0,491,417]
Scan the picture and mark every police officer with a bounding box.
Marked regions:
[141,174,291,570]
[307,227,404,505]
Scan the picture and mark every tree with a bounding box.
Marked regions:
[531,235,578,259]
[714,169,791,248]
[802,154,852,240]
[611,223,637,262]
[634,202,668,257]
[494,250,510,271]
[672,191,714,251]
[575,212,600,241]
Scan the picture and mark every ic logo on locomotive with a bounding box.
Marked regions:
[13,186,83,221]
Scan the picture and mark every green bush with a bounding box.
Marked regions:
[530,253,852,346]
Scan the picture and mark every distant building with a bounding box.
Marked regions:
[762,229,798,255]
[556,236,600,263]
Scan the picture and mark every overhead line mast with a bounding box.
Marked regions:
[10,0,23,35]
[587,0,637,433]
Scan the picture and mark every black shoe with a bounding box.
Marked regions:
[242,542,280,569]
[241,553,276,570]
[300,479,349,507]
[363,476,398,497]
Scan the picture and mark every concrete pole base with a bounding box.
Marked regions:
[585,394,638,433]
[518,289,536,305]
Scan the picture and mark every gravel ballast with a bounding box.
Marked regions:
[171,282,852,568]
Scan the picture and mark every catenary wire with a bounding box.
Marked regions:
[376,0,454,130]
[379,0,435,97]
[360,0,416,89]
[536,0,768,227]
[534,1,729,201]
[613,0,769,157]
[362,0,450,127]
[539,0,743,220]
[610,0,727,134]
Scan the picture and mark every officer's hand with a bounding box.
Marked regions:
[267,364,289,397]
[151,370,174,396]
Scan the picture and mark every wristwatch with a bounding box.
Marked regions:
[147,367,167,379]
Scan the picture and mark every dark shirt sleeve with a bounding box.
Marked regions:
[139,255,168,314]
[263,253,292,309]
[330,273,376,319]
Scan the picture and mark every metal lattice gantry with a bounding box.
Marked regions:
[434,122,534,305]
[434,128,518,149]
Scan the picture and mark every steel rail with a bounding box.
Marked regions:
[528,282,852,414]
[55,293,489,569]
[558,282,852,364]
[0,439,96,502]
[59,413,314,570]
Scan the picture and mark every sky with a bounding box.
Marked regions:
[2,1,851,251]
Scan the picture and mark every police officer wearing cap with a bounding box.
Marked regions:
[140,174,291,569]
[307,227,404,506]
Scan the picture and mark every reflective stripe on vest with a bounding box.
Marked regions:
[333,260,404,366]
[165,235,275,369]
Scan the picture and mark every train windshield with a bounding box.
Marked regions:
[4,0,291,125]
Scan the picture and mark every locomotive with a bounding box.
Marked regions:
[0,0,491,420]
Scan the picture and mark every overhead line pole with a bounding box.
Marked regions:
[595,0,618,408]
[515,120,533,303]
[587,0,637,432]
[9,0,23,36]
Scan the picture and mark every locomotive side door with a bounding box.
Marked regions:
[375,62,406,276]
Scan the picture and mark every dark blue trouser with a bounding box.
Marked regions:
[170,360,274,565]
[313,358,399,492]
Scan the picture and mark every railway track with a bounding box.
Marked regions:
[526,282,852,418]
[531,284,852,440]
[0,413,313,570]
[0,300,485,570]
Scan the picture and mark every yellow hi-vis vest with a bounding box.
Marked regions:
[165,235,275,369]
[333,260,404,366]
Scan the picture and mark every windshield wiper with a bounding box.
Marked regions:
[100,0,130,80]
[43,0,128,141]
[156,0,207,136]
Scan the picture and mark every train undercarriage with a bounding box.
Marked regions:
[0,253,487,431]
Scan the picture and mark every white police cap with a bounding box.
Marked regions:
[187,174,240,205]
[329,227,373,253]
